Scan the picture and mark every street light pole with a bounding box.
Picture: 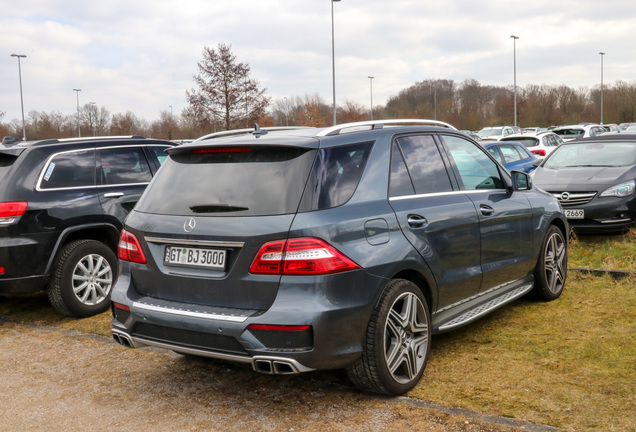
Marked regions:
[73,89,82,137]
[599,52,605,125]
[368,76,374,120]
[433,84,437,121]
[331,0,341,126]
[510,35,519,127]
[11,54,27,141]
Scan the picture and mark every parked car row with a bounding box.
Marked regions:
[5,117,634,397]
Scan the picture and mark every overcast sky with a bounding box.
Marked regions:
[2,0,635,124]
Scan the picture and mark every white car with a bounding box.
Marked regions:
[476,126,516,141]
[552,124,605,142]
[500,131,564,158]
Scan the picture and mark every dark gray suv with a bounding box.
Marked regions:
[111,120,568,395]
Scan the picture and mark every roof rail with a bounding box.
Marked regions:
[316,119,457,137]
[193,126,313,142]
[34,135,146,145]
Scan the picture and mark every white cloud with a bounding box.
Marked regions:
[2,0,635,124]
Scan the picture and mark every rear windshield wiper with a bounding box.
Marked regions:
[189,204,249,213]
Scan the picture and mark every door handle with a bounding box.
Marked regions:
[407,214,428,228]
[103,192,125,198]
[480,205,495,216]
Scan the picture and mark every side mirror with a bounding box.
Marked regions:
[511,171,532,191]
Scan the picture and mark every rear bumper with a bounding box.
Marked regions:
[111,268,386,372]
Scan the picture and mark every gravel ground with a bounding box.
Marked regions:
[0,318,553,432]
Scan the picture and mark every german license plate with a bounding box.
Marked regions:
[164,246,226,270]
[564,209,584,219]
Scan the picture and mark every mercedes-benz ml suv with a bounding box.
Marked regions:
[0,135,173,317]
[111,120,568,395]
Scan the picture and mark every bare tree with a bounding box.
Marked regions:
[186,43,269,131]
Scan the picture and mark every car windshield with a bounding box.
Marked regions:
[477,128,503,137]
[544,142,636,168]
[553,128,584,138]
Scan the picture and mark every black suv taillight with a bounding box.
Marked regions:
[0,201,27,225]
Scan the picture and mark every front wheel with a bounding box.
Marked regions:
[346,279,431,395]
[532,225,567,301]
[47,239,117,317]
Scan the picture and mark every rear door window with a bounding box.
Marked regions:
[39,150,96,189]
[99,147,152,185]
[390,135,452,196]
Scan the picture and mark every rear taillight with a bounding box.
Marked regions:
[0,266,5,275]
[531,149,546,156]
[0,201,27,224]
[250,237,360,275]
[118,230,147,264]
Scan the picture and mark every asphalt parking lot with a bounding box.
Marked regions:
[0,295,556,432]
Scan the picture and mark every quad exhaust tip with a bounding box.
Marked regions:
[112,331,134,348]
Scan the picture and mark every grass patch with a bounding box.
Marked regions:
[568,228,636,271]
[411,272,635,432]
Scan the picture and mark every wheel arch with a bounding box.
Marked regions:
[388,268,436,313]
[45,223,121,274]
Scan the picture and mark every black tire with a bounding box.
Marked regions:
[532,225,567,301]
[346,279,431,395]
[47,239,117,317]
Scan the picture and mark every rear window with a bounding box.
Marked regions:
[502,137,539,148]
[136,142,373,217]
[136,146,315,216]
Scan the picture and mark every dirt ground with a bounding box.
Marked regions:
[0,317,558,432]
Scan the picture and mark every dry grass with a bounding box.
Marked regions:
[568,228,636,271]
[411,272,635,432]
[1,231,634,431]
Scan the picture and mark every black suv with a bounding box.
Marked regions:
[111,120,568,395]
[0,135,173,317]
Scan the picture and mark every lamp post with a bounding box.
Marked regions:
[11,54,27,141]
[433,84,437,121]
[510,35,519,127]
[284,96,289,126]
[331,0,341,126]
[73,89,82,137]
[599,52,605,125]
[368,76,374,120]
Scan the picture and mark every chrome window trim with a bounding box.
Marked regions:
[36,144,155,191]
[389,188,506,202]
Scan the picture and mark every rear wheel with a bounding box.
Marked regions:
[346,279,431,395]
[47,240,117,317]
[532,225,567,301]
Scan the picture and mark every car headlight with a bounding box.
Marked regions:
[599,180,635,198]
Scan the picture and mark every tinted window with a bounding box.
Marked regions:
[0,154,18,184]
[300,142,372,210]
[394,135,452,195]
[40,150,96,189]
[389,142,416,197]
[100,147,152,185]
[136,146,317,216]
[442,135,504,190]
